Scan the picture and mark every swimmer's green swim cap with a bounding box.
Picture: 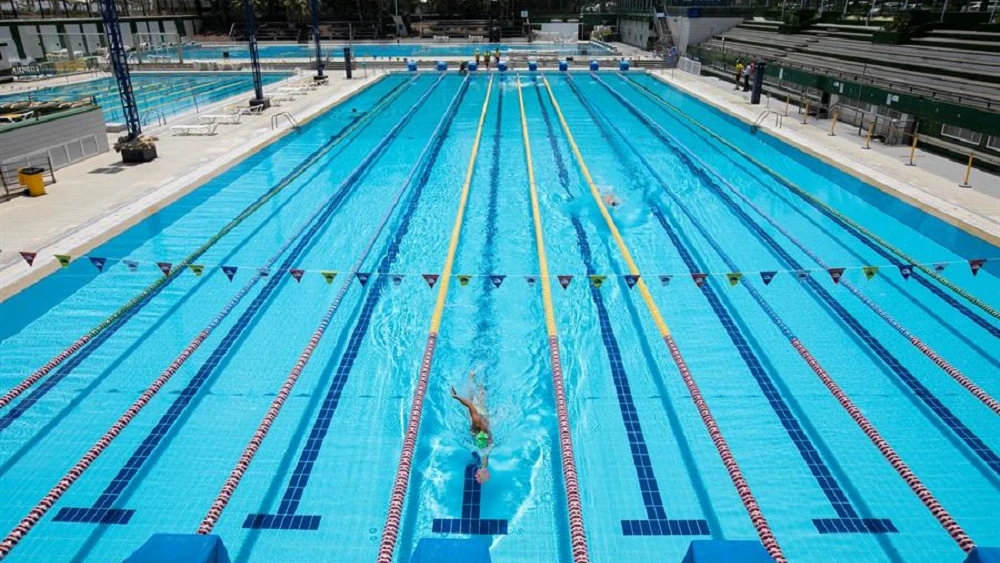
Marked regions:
[475,431,489,449]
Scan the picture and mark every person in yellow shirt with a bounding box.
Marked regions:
[734,60,744,90]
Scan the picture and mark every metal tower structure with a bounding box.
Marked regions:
[243,0,269,107]
[310,0,325,79]
[99,0,141,141]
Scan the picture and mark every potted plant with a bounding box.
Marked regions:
[114,134,158,163]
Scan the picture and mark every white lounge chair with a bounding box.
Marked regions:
[171,123,218,136]
[199,113,241,125]
[227,104,265,116]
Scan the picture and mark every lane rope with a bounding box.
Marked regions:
[195,75,472,535]
[592,73,1000,416]
[582,75,976,552]
[517,74,591,563]
[0,75,413,414]
[620,73,1000,323]
[375,74,494,563]
[0,74,443,561]
[540,73,786,563]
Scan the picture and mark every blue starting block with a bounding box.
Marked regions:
[619,59,631,71]
[964,547,1000,563]
[122,534,231,563]
[559,60,569,71]
[589,60,599,71]
[498,61,508,72]
[468,62,478,72]
[407,61,418,72]
[528,61,538,71]
[681,540,772,563]
[436,61,447,71]
[411,538,491,563]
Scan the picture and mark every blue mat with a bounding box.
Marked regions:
[411,538,491,563]
[681,540,772,563]
[122,534,231,563]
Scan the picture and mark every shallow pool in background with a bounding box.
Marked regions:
[0,71,997,563]
[0,72,290,125]
[150,41,614,61]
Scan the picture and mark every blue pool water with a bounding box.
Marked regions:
[0,72,289,125]
[0,72,998,563]
[153,41,613,61]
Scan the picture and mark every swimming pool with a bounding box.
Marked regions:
[149,41,613,61]
[0,71,997,563]
[0,72,289,126]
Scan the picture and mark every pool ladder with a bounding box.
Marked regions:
[751,110,782,133]
[140,108,167,128]
[270,112,300,131]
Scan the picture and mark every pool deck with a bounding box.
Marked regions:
[0,68,388,301]
[649,68,1000,248]
[2,66,998,303]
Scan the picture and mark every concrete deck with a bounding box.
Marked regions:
[0,68,387,300]
[650,67,1000,247]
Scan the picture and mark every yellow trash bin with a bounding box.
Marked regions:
[18,167,46,197]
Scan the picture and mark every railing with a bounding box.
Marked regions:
[270,112,299,131]
[752,109,783,131]
[140,108,167,128]
[677,56,702,75]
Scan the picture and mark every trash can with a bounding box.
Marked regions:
[18,167,45,197]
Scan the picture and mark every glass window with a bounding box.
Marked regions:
[987,136,1000,152]
[941,124,983,145]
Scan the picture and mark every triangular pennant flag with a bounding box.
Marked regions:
[321,270,337,284]
[19,251,37,266]
[828,267,846,284]
[691,273,707,287]
[760,271,777,285]
[558,275,572,289]
[624,275,639,289]
[423,274,439,288]
[257,267,270,277]
[489,275,506,288]
[89,256,107,272]
[726,272,743,287]
[898,264,914,280]
[969,258,986,276]
[458,275,472,286]
[933,262,947,272]
[222,265,238,281]
[659,275,672,286]
[157,262,172,276]
[188,264,205,277]
[391,274,403,287]
[589,274,607,288]
[124,259,139,272]
[525,276,537,287]
[289,268,304,282]
[54,254,72,268]
[862,266,879,280]
[356,272,371,286]
[795,270,810,280]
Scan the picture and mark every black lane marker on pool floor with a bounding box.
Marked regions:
[619,75,1000,340]
[596,75,1000,480]
[569,75,897,534]
[0,77,413,434]
[534,78,710,537]
[51,77,439,527]
[243,79,471,532]
[431,78,508,537]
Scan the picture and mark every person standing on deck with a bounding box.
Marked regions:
[734,59,744,90]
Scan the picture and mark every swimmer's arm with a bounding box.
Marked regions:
[451,386,477,416]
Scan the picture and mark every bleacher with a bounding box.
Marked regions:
[701,19,1000,109]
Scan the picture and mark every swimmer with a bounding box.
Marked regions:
[603,193,621,208]
[451,370,492,483]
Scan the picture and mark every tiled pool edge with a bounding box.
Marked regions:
[0,73,388,303]
[648,70,1000,249]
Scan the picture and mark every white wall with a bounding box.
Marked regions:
[540,22,580,40]
[619,19,650,50]
[18,26,43,60]
[38,24,61,53]
[666,16,743,53]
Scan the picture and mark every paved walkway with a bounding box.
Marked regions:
[651,68,1000,246]
[0,69,386,300]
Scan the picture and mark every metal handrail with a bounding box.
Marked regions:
[270,112,300,131]
[140,108,167,127]
[751,109,783,131]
